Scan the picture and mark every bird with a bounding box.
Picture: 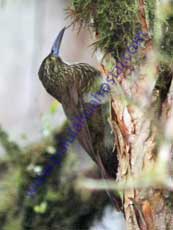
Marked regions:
[38,27,118,180]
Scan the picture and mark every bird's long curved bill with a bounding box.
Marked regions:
[51,27,66,57]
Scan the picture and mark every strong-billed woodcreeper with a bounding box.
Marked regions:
[38,27,118,179]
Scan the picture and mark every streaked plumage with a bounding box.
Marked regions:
[38,27,118,178]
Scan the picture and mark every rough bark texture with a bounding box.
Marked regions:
[70,0,173,228]
[111,1,173,229]
[112,54,173,230]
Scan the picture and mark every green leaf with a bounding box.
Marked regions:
[50,100,60,114]
[34,201,47,214]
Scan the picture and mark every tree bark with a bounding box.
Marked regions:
[111,0,173,229]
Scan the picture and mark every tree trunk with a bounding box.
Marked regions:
[111,0,173,229]
[112,48,173,230]
[68,0,173,228]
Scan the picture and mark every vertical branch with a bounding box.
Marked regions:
[138,0,153,53]
[138,0,149,33]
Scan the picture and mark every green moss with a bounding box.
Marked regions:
[160,16,173,58]
[145,0,155,31]
[70,0,151,58]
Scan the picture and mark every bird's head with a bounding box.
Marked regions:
[38,27,67,101]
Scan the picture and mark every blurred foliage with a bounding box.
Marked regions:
[0,125,110,230]
[160,14,173,59]
[50,100,61,115]
[0,127,22,163]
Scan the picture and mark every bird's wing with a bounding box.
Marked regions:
[61,63,111,164]
[61,89,97,162]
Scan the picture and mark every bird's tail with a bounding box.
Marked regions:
[95,153,122,210]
